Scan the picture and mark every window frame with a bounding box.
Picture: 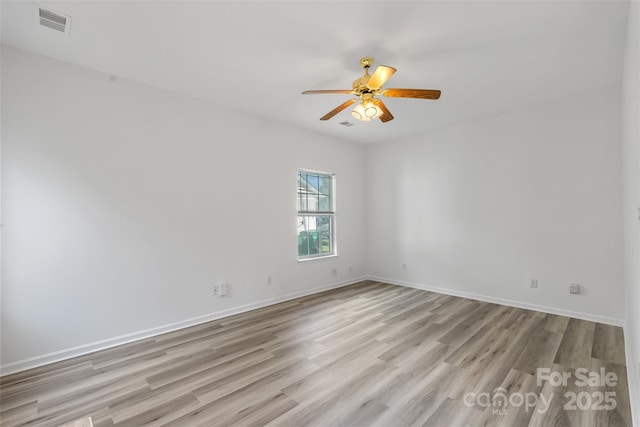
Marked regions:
[297,169,336,261]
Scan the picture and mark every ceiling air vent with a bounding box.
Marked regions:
[36,5,71,34]
[339,121,354,127]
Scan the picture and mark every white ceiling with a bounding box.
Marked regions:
[1,1,630,144]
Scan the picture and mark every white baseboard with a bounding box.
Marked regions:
[368,275,625,327]
[623,326,640,427]
[0,276,367,376]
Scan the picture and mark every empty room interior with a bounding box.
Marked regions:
[1,1,639,426]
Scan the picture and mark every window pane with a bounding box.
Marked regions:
[297,216,319,256]
[319,175,332,196]
[319,233,331,254]
[310,174,319,211]
[308,174,319,194]
[298,172,329,212]
[311,231,321,255]
[298,233,309,256]
[316,215,330,233]
[297,172,304,211]
[318,195,330,211]
[298,174,333,212]
[297,215,332,258]
[297,216,311,257]
[308,192,319,211]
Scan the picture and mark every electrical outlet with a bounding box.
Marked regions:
[331,268,337,276]
[266,276,272,285]
[569,283,581,294]
[530,279,538,288]
[218,282,228,296]
[214,282,228,297]
[402,263,407,271]
[348,265,353,272]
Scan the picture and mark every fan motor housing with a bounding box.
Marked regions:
[352,57,380,95]
[352,76,372,94]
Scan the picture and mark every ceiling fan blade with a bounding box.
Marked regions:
[367,65,397,90]
[372,99,394,123]
[382,88,441,99]
[320,99,357,121]
[302,90,353,95]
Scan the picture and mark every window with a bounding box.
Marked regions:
[297,170,335,259]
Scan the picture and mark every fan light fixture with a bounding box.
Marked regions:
[302,57,441,123]
[351,101,382,122]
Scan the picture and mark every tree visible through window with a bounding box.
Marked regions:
[297,170,335,259]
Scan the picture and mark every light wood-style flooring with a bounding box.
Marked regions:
[0,281,632,426]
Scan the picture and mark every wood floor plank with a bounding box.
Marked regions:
[216,391,298,427]
[0,281,631,427]
[528,363,589,427]
[36,376,149,418]
[374,312,439,345]
[430,297,480,325]
[378,296,440,323]
[446,314,544,401]
[268,360,390,426]
[587,358,633,427]
[437,302,504,349]
[328,397,389,427]
[445,324,506,367]
[554,318,596,369]
[309,324,388,367]
[477,368,542,427]
[373,361,456,426]
[421,396,486,427]
[87,408,113,427]
[111,393,200,426]
[378,327,445,366]
[191,355,301,404]
[0,363,96,411]
[280,340,388,403]
[0,401,37,426]
[544,314,571,334]
[592,323,627,366]
[163,381,299,427]
[512,327,564,375]
[297,364,396,426]
[146,347,272,390]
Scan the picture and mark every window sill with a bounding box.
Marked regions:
[297,254,339,263]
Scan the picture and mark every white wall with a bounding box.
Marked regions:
[0,47,366,372]
[622,0,640,424]
[366,90,624,323]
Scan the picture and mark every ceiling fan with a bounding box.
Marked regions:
[302,57,441,123]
